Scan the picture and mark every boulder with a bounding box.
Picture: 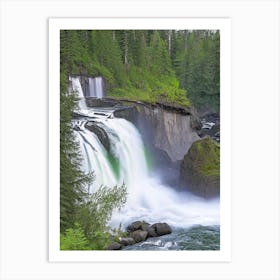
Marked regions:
[119,237,135,246]
[180,137,220,198]
[129,230,148,243]
[107,242,123,250]
[151,223,172,236]
[146,226,158,237]
[126,221,150,232]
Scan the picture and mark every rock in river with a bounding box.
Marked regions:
[180,137,220,198]
[151,223,172,236]
[119,237,135,246]
[108,242,123,250]
[129,230,148,243]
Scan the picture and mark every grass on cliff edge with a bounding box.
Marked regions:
[108,87,191,108]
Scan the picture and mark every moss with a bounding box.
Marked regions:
[190,138,220,176]
[180,137,220,198]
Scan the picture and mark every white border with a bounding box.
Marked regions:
[49,18,231,262]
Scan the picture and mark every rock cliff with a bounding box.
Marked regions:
[113,101,200,162]
[136,105,200,162]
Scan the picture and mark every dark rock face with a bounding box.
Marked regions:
[129,230,148,243]
[113,106,139,124]
[151,223,172,236]
[180,137,220,198]
[108,242,123,250]
[190,106,202,130]
[136,106,200,162]
[85,122,110,152]
[86,97,120,108]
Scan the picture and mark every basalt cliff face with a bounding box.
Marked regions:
[112,101,200,163]
[136,105,200,162]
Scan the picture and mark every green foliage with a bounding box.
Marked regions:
[77,184,127,235]
[75,184,127,249]
[173,30,220,112]
[60,223,90,250]
[60,73,94,232]
[88,230,111,250]
[60,31,129,250]
[60,30,194,108]
[60,29,220,112]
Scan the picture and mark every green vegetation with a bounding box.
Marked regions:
[60,223,90,250]
[75,184,127,249]
[173,30,220,112]
[190,137,220,176]
[60,34,128,250]
[60,72,93,232]
[60,30,220,110]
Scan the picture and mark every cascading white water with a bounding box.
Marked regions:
[70,76,109,118]
[89,77,104,98]
[69,76,88,110]
[70,77,219,229]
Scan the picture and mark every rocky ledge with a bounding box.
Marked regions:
[108,221,172,250]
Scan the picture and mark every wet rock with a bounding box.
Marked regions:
[108,242,123,250]
[137,106,200,161]
[86,97,119,108]
[114,106,138,124]
[151,223,172,236]
[119,237,135,246]
[85,122,110,151]
[146,226,158,237]
[126,221,150,232]
[129,230,148,243]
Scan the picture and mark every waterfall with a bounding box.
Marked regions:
[70,77,219,229]
[74,118,219,229]
[89,77,104,98]
[69,76,87,110]
[69,76,104,110]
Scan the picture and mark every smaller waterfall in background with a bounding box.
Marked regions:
[69,76,87,110]
[89,77,104,98]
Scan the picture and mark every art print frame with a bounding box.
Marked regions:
[49,17,231,262]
